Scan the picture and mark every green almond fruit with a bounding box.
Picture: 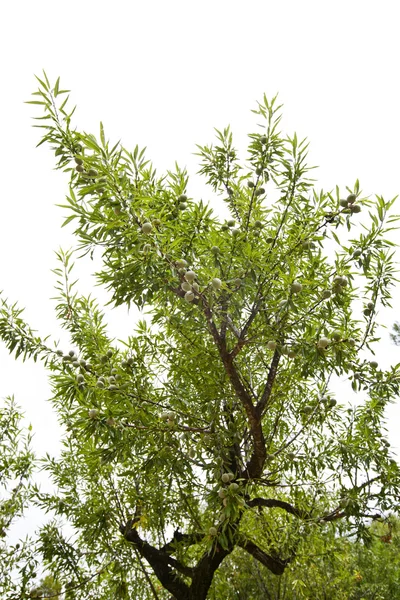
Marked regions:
[141,222,153,234]
[291,281,302,293]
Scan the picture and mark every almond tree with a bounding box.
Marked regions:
[1,72,399,599]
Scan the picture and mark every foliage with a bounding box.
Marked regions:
[391,321,400,346]
[213,516,400,599]
[0,71,400,599]
[0,397,36,598]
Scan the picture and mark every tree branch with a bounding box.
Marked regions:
[120,521,192,596]
[201,300,267,479]
[256,349,281,418]
[247,497,309,519]
[238,539,291,576]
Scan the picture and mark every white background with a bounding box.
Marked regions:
[0,0,399,535]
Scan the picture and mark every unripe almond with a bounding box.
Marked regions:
[212,278,222,290]
[141,222,153,234]
[267,341,277,350]
[181,282,192,292]
[221,473,230,483]
[347,194,357,204]
[317,337,330,349]
[175,259,188,268]
[208,526,218,536]
[88,409,98,419]
[184,291,195,302]
[184,270,196,282]
[291,281,302,293]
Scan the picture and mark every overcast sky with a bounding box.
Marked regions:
[1,0,400,534]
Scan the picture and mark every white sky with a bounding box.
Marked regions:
[1,0,400,531]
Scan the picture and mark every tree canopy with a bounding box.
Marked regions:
[1,72,400,599]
